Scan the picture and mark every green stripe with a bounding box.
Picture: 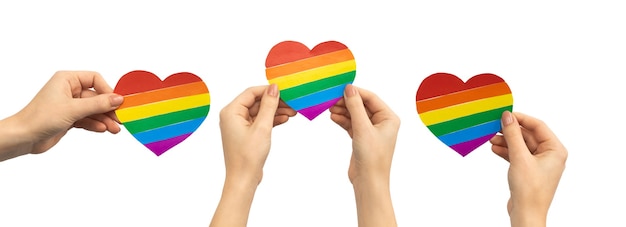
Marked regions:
[124,105,210,133]
[427,105,513,136]
[280,71,356,101]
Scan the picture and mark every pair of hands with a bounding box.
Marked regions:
[217,84,400,185]
[213,84,400,227]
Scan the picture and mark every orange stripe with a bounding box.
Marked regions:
[416,82,511,113]
[119,81,209,109]
[266,49,354,80]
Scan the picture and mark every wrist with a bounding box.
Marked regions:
[225,169,263,187]
[351,173,390,192]
[223,176,259,195]
[0,114,35,161]
[210,170,260,227]
[350,167,391,186]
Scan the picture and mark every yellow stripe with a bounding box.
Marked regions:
[419,94,513,126]
[116,93,211,122]
[268,59,356,90]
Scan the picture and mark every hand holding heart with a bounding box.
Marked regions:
[218,84,297,185]
[329,84,400,227]
[0,71,123,161]
[330,85,400,184]
[210,85,297,227]
[490,111,568,226]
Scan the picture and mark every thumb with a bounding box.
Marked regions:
[500,111,530,162]
[253,84,280,130]
[343,84,371,131]
[70,93,124,120]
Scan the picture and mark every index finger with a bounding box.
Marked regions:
[220,86,267,120]
[357,87,398,122]
[230,86,267,109]
[514,112,558,145]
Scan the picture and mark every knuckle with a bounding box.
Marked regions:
[219,107,229,120]
[52,71,68,79]
[536,119,547,126]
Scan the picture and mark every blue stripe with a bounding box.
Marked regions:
[285,83,348,110]
[437,120,500,146]
[133,117,206,144]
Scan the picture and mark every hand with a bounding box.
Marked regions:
[330,84,399,227]
[490,111,568,227]
[0,71,123,161]
[330,84,400,185]
[218,84,297,185]
[210,84,296,227]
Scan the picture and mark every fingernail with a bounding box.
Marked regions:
[268,84,278,97]
[345,84,357,97]
[110,94,124,107]
[502,111,513,126]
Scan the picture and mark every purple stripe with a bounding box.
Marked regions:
[144,133,192,156]
[297,97,342,120]
[449,134,495,157]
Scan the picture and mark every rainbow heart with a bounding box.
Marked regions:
[114,70,210,156]
[265,41,356,120]
[416,73,513,157]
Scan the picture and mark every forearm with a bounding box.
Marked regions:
[352,176,397,227]
[209,175,259,227]
[0,115,33,162]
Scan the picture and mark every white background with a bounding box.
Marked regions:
[0,1,624,226]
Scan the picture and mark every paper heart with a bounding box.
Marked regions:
[114,70,210,156]
[265,41,356,120]
[416,73,513,157]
